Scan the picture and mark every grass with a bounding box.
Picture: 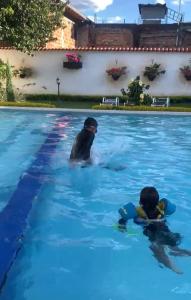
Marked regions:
[92,104,191,112]
[0,100,98,109]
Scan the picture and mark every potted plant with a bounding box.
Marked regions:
[143,61,165,81]
[106,66,127,80]
[180,65,191,81]
[63,53,82,69]
[14,66,33,78]
[122,76,151,105]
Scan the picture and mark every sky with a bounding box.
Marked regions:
[70,0,191,23]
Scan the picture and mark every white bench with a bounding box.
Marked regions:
[151,97,170,107]
[100,97,119,106]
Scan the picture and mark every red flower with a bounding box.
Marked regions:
[106,66,126,76]
[65,53,81,63]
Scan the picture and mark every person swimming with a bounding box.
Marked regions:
[118,186,191,274]
[70,117,98,164]
[69,117,126,171]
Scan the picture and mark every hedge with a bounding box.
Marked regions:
[92,104,191,112]
[24,94,191,104]
[25,94,128,103]
[164,96,191,104]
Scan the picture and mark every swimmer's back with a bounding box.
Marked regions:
[70,128,95,161]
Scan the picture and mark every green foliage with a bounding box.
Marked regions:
[25,94,128,103]
[0,59,7,80]
[0,59,7,100]
[14,66,33,78]
[124,76,152,105]
[143,61,166,81]
[180,64,191,80]
[6,62,15,101]
[0,0,67,53]
[152,96,191,104]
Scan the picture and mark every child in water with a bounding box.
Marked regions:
[70,117,98,164]
[69,117,126,171]
[118,186,191,274]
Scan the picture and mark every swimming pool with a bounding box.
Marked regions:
[1,109,191,300]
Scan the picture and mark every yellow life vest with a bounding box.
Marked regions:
[136,200,165,221]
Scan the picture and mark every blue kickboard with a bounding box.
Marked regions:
[0,115,66,289]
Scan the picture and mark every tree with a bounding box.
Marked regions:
[0,0,67,53]
[6,62,15,101]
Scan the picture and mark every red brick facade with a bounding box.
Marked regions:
[46,17,76,49]
[76,23,191,48]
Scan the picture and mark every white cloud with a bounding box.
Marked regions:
[172,0,191,5]
[70,0,113,12]
[156,0,166,4]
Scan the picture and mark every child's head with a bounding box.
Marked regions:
[84,117,98,133]
[140,187,159,212]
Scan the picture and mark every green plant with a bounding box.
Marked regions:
[0,59,7,80]
[180,62,191,81]
[124,76,151,105]
[6,62,15,101]
[0,59,7,100]
[14,66,33,78]
[143,61,166,81]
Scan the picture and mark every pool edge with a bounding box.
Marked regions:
[1,106,191,116]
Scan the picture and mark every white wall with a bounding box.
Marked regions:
[1,49,191,96]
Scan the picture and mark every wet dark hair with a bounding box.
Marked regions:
[140,187,159,218]
[84,117,98,129]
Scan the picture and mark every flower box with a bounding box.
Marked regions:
[13,66,33,78]
[143,62,165,81]
[63,61,82,69]
[147,73,157,81]
[180,65,191,81]
[106,66,126,81]
[185,74,191,81]
[111,74,121,80]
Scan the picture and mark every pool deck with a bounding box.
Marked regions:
[1,106,191,115]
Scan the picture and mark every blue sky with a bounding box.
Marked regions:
[70,0,191,23]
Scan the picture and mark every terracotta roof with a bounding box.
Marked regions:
[1,46,191,52]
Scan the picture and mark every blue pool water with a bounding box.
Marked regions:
[1,109,191,299]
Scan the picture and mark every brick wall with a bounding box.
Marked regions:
[76,24,90,47]
[138,24,178,47]
[77,24,135,47]
[76,22,191,48]
[93,25,134,47]
[45,17,76,49]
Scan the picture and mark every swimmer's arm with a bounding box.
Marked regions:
[118,202,138,229]
[161,198,176,216]
[117,218,128,232]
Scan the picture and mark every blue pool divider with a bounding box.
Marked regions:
[0,115,67,289]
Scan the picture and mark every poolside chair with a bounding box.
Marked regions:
[151,97,170,107]
[100,97,119,106]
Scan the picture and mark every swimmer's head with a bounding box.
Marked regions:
[84,117,98,133]
[140,186,159,212]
